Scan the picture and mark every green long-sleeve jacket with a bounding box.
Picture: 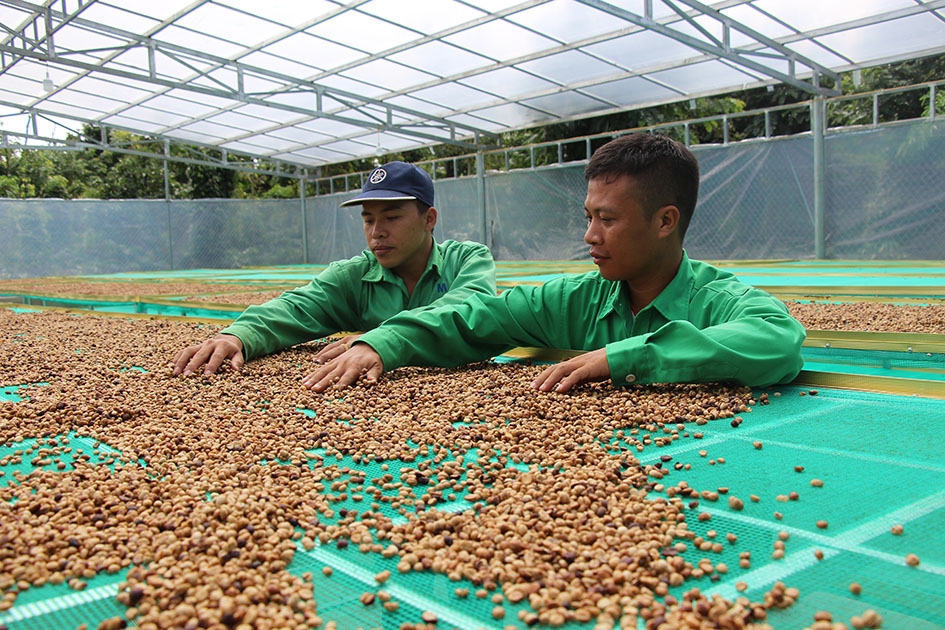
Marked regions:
[359,253,806,387]
[221,239,496,360]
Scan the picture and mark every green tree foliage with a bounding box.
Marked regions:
[0,148,64,197]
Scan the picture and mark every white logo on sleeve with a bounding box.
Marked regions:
[369,169,387,184]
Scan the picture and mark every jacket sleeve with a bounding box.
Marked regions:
[433,242,497,304]
[220,263,358,360]
[605,289,806,387]
[359,285,562,371]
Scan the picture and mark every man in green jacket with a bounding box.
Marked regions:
[301,134,805,393]
[172,161,496,376]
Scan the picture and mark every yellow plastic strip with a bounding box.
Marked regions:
[804,330,945,354]
[793,370,945,400]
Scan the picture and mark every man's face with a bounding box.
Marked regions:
[361,200,435,272]
[583,174,667,283]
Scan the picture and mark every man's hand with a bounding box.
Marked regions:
[302,344,384,392]
[172,334,244,376]
[531,348,610,393]
[312,333,363,365]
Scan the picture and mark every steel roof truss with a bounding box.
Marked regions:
[0,0,499,147]
[578,0,841,95]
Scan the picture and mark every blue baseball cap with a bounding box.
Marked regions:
[339,161,435,209]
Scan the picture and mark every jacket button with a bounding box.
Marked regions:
[625,374,636,383]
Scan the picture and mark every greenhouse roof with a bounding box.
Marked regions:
[1,0,944,171]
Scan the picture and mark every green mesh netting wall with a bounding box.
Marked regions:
[3,119,945,279]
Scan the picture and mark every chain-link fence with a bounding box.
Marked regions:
[1,118,944,279]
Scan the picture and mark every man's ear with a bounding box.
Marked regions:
[425,206,438,231]
[656,205,680,238]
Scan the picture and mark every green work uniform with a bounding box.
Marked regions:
[221,240,496,360]
[359,252,806,387]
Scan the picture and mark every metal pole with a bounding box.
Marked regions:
[300,171,309,264]
[476,152,488,248]
[163,143,174,270]
[811,97,826,259]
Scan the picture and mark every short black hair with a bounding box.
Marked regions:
[585,133,700,241]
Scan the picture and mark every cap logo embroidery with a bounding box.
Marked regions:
[369,169,387,184]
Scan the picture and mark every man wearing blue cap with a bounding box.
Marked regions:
[172,161,496,376]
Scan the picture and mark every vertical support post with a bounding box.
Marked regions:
[811,97,826,259]
[163,142,174,270]
[300,170,309,264]
[476,152,488,248]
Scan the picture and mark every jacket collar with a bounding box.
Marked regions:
[600,251,694,321]
[362,239,441,283]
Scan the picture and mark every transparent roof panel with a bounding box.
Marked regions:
[143,94,220,118]
[113,106,190,127]
[582,75,680,106]
[153,25,248,60]
[783,41,853,70]
[231,134,301,152]
[387,41,493,78]
[234,104,305,125]
[68,76,156,102]
[384,94,457,116]
[56,90,128,113]
[100,115,165,133]
[0,82,36,104]
[78,3,160,33]
[507,0,633,42]
[165,128,221,144]
[717,4,795,40]
[179,119,245,139]
[523,90,611,118]
[261,33,363,72]
[206,111,278,133]
[460,67,558,99]
[305,10,418,55]
[467,102,549,129]
[444,19,559,62]
[340,59,437,93]
[517,50,626,86]
[411,82,498,110]
[362,0,487,34]
[584,29,704,70]
[649,60,761,95]
[174,3,288,45]
[1,0,942,168]
[266,126,332,144]
[237,51,322,81]
[103,0,196,21]
[818,15,945,64]
[315,74,391,100]
[752,0,917,32]
[41,99,104,120]
[217,0,340,28]
[0,5,30,28]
